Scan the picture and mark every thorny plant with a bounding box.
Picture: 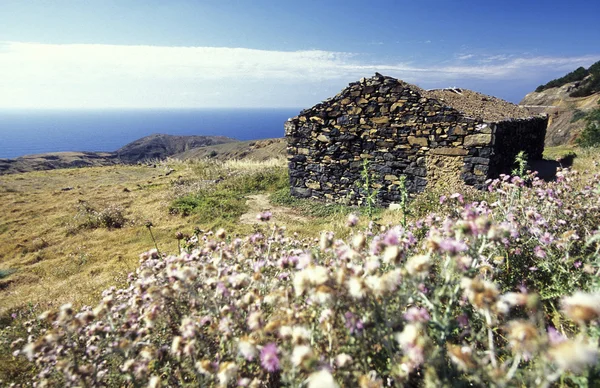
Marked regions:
[7,167,600,387]
[359,159,379,219]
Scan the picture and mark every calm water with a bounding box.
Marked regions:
[0,108,300,159]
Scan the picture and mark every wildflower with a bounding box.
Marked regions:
[238,337,258,361]
[291,326,312,345]
[148,376,161,388]
[247,311,263,330]
[195,360,216,375]
[506,320,540,355]
[395,323,426,366]
[335,353,353,368]
[447,344,475,371]
[461,277,500,313]
[260,343,280,372]
[217,362,239,386]
[320,231,334,251]
[256,211,272,221]
[533,246,546,259]
[382,246,400,264]
[347,213,359,227]
[291,345,313,367]
[404,307,430,323]
[405,255,430,278]
[548,339,598,373]
[347,277,366,300]
[215,228,226,239]
[344,311,364,334]
[353,234,367,250]
[306,369,339,388]
[561,292,600,323]
[358,372,383,388]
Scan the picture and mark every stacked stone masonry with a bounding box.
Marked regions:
[285,73,548,205]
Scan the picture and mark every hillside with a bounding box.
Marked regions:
[114,133,236,163]
[521,82,600,146]
[174,138,287,161]
[0,134,238,175]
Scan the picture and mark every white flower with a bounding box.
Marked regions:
[347,277,366,300]
[353,234,367,250]
[238,337,258,361]
[561,292,600,323]
[548,339,598,373]
[291,345,313,367]
[306,369,339,388]
[217,362,238,386]
[293,271,310,297]
[365,275,384,297]
[383,245,400,264]
[148,376,161,388]
[335,353,353,368]
[306,265,329,286]
[291,326,312,344]
[405,255,430,277]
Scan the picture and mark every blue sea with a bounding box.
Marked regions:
[0,108,301,159]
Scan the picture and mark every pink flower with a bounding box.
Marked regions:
[257,211,272,222]
[404,307,430,323]
[260,343,280,372]
[346,214,359,227]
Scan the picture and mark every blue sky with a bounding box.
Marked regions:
[1,0,599,108]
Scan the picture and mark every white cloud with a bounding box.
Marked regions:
[0,41,597,108]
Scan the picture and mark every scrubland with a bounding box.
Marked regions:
[1,147,599,387]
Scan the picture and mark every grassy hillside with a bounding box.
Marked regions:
[1,147,599,386]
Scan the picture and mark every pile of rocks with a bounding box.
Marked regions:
[285,73,547,205]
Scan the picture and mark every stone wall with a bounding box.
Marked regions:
[285,74,547,205]
[488,117,548,176]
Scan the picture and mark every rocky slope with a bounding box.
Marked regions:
[115,134,235,163]
[174,138,286,162]
[0,134,237,175]
[520,82,600,146]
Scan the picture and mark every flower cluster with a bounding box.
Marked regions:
[11,167,600,387]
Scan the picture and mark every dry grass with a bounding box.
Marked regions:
[0,163,197,316]
[2,146,598,318]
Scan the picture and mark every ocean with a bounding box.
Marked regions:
[0,108,301,159]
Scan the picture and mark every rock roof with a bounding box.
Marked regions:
[422,87,533,122]
[315,74,533,122]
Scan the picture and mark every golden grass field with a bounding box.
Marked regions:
[0,145,589,320]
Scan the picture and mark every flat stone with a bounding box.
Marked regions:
[306,181,321,190]
[407,136,428,147]
[317,134,330,142]
[385,174,398,181]
[372,117,390,125]
[430,147,468,156]
[464,134,492,147]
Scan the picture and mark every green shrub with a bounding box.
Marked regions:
[576,100,600,147]
[536,66,589,92]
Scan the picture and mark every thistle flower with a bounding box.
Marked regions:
[347,213,359,227]
[347,277,366,300]
[238,337,258,361]
[505,320,540,355]
[320,231,334,251]
[548,339,598,373]
[461,277,500,313]
[447,344,475,371]
[217,362,238,386]
[256,211,272,221]
[260,343,280,372]
[403,307,430,323]
[405,255,430,278]
[561,291,600,323]
[291,344,313,367]
[335,353,353,368]
[306,369,339,388]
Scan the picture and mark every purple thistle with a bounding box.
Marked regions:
[260,343,280,372]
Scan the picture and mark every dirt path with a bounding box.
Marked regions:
[239,194,309,224]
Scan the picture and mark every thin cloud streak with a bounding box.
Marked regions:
[0,41,597,108]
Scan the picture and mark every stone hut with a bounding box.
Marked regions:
[285,73,548,205]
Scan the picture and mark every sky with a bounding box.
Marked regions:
[0,0,599,109]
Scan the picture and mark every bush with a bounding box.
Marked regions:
[74,201,128,230]
[536,66,589,92]
[576,100,600,147]
[12,166,600,387]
